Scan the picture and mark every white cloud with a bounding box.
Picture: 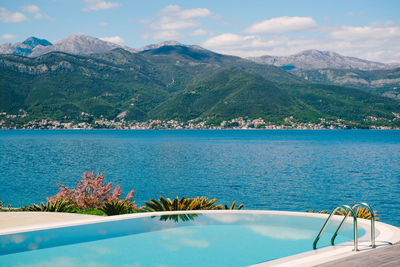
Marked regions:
[190,29,210,36]
[151,16,199,31]
[100,36,125,45]
[330,25,400,41]
[21,5,50,20]
[0,7,27,23]
[202,33,254,47]
[83,0,120,11]
[159,5,211,20]
[245,16,318,34]
[202,23,400,63]
[98,21,108,26]
[145,5,212,40]
[1,33,16,39]
[21,5,40,14]
[150,30,183,40]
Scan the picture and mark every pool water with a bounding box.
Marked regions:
[0,212,364,267]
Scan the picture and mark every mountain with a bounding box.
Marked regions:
[148,68,313,121]
[248,50,398,70]
[29,35,132,57]
[0,37,52,56]
[0,36,207,57]
[291,67,400,100]
[135,40,205,53]
[0,44,399,128]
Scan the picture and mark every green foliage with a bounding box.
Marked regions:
[100,200,138,216]
[0,201,14,211]
[291,67,400,98]
[21,199,74,212]
[1,47,399,127]
[224,201,244,210]
[143,196,223,211]
[159,213,200,223]
[70,208,107,216]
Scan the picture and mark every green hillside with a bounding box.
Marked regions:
[149,68,317,122]
[0,46,399,128]
[291,67,400,99]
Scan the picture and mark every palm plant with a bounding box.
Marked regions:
[224,201,244,210]
[21,199,74,212]
[335,207,379,221]
[159,213,200,222]
[100,200,137,216]
[143,196,223,212]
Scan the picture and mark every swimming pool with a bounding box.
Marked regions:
[0,210,391,266]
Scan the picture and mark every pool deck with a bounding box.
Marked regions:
[0,211,98,232]
[317,242,400,267]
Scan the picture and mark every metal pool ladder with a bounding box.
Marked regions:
[313,202,376,251]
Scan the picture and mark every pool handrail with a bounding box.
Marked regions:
[313,204,358,251]
[351,202,376,248]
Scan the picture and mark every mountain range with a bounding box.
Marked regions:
[247,49,400,70]
[0,35,399,128]
[1,35,399,100]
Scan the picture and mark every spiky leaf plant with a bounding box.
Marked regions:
[21,199,74,212]
[335,207,379,221]
[144,196,223,212]
[100,200,136,216]
[159,213,200,223]
[224,201,244,210]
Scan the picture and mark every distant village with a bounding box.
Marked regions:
[0,111,399,130]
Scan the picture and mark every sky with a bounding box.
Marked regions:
[1,0,400,62]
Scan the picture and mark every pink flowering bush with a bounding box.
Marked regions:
[47,172,136,210]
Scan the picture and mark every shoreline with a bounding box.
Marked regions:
[1,128,399,130]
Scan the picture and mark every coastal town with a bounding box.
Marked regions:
[1,111,398,130]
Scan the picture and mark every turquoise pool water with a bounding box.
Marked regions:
[0,212,364,266]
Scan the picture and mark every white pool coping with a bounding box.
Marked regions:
[1,210,399,267]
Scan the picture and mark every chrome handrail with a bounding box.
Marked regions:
[352,202,376,248]
[313,204,358,251]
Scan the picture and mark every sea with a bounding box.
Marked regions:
[0,130,399,226]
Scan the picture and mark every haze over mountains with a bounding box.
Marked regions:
[0,35,399,128]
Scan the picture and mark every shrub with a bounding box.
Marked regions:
[224,201,244,210]
[47,171,135,210]
[159,213,199,222]
[100,200,138,216]
[144,196,244,212]
[0,201,13,211]
[144,196,223,211]
[21,199,74,212]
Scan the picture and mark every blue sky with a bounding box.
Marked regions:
[1,0,400,62]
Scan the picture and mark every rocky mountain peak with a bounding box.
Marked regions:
[135,40,205,52]
[29,34,122,57]
[22,37,52,47]
[248,49,389,70]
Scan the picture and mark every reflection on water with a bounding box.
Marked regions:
[157,213,201,223]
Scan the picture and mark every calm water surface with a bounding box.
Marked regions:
[0,130,399,226]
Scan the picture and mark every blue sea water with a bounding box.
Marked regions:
[0,130,399,226]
